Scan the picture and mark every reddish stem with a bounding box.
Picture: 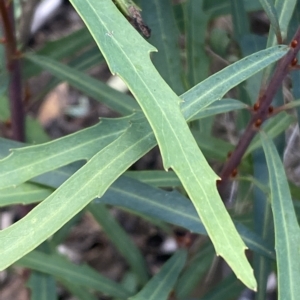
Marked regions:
[0,0,25,141]
[218,26,300,194]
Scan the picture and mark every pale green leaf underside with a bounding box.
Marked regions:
[0,114,155,271]
[70,0,255,289]
[260,132,300,300]
[0,1,288,289]
[0,116,130,189]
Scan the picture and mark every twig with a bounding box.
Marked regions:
[0,0,25,141]
[218,26,300,195]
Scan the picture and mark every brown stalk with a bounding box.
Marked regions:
[218,26,300,195]
[0,0,25,141]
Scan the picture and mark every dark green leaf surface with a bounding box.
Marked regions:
[140,0,185,94]
[23,28,95,78]
[129,250,186,300]
[25,54,138,115]
[230,0,249,41]
[18,251,131,299]
[60,280,98,300]
[259,0,281,42]
[88,203,149,285]
[203,0,262,18]
[27,271,57,300]
[185,0,210,87]
[175,242,215,299]
[98,176,275,260]
[200,273,244,300]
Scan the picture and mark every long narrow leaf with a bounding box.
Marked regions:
[25,54,139,115]
[0,183,53,207]
[87,203,149,285]
[0,116,130,189]
[129,250,187,300]
[26,271,57,300]
[0,6,288,278]
[260,131,300,300]
[184,0,210,87]
[98,176,275,260]
[140,0,185,94]
[18,251,131,299]
[259,0,281,41]
[70,0,256,289]
[0,114,155,270]
[0,45,288,189]
[181,45,288,121]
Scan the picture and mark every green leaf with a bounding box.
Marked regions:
[0,182,53,207]
[18,251,131,299]
[199,273,244,300]
[184,0,210,87]
[0,45,288,189]
[129,250,187,300]
[260,131,300,300]
[0,116,130,189]
[140,0,185,94]
[70,0,256,289]
[267,0,297,46]
[26,271,57,300]
[203,0,262,18]
[258,0,281,42]
[125,170,181,187]
[190,98,247,121]
[181,45,289,121]
[98,176,275,260]
[252,149,273,300]
[23,28,95,78]
[59,279,98,300]
[33,46,104,104]
[25,54,139,115]
[0,114,154,271]
[245,111,295,156]
[175,242,215,299]
[87,203,149,285]
[0,4,288,283]
[230,0,250,41]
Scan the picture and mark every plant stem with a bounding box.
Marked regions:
[0,0,25,141]
[218,26,300,194]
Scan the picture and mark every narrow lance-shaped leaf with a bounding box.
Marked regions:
[26,271,57,300]
[265,0,296,80]
[0,46,289,189]
[140,0,185,94]
[258,0,281,42]
[25,54,139,115]
[185,0,210,87]
[0,13,288,275]
[70,0,256,289]
[129,250,187,300]
[260,131,300,300]
[18,251,131,299]
[0,116,131,189]
[0,114,155,271]
[87,203,149,285]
